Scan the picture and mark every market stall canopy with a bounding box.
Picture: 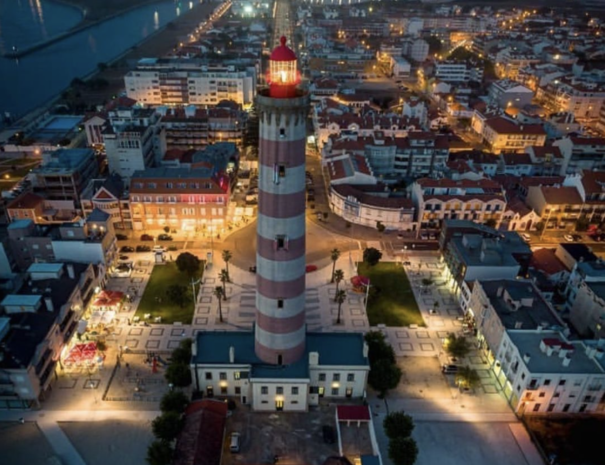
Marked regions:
[77,319,88,335]
[63,342,97,364]
[93,290,124,308]
[350,275,370,287]
[89,310,116,326]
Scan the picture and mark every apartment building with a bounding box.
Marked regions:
[537,78,605,121]
[7,192,81,225]
[0,263,100,408]
[103,108,166,180]
[81,175,131,231]
[31,148,99,208]
[412,178,507,230]
[553,136,605,174]
[488,80,534,109]
[524,145,565,176]
[401,38,429,63]
[427,60,484,84]
[525,185,584,231]
[125,58,256,107]
[564,260,605,339]
[129,167,230,233]
[480,117,546,154]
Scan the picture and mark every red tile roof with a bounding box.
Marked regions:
[526,145,563,159]
[485,116,546,135]
[530,248,569,275]
[7,192,44,210]
[570,136,605,146]
[580,170,605,195]
[337,405,371,422]
[538,186,583,205]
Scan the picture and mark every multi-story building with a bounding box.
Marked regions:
[537,78,605,121]
[7,192,81,225]
[124,58,257,107]
[401,38,429,63]
[31,148,99,208]
[103,107,166,180]
[480,117,546,154]
[0,262,100,408]
[129,167,230,233]
[412,178,507,230]
[525,185,584,231]
[425,60,484,84]
[488,80,534,109]
[81,175,131,230]
[553,136,605,174]
[564,260,605,338]
[524,145,565,176]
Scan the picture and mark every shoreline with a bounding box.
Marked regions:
[2,0,171,58]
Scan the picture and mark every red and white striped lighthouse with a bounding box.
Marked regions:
[254,36,310,365]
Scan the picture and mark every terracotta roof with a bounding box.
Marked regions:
[538,186,583,205]
[337,405,371,422]
[417,178,502,189]
[502,153,533,165]
[570,136,605,146]
[7,192,44,210]
[580,170,605,195]
[527,145,563,159]
[530,248,568,275]
[518,176,565,189]
[485,116,546,135]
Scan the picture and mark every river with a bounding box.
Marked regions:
[0,0,203,120]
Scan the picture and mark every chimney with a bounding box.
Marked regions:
[229,346,235,364]
[523,353,531,364]
[44,297,54,312]
[363,342,369,359]
[309,351,319,366]
[562,355,571,367]
[67,264,75,279]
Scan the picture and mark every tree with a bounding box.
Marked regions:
[218,269,229,300]
[333,269,344,299]
[152,411,184,442]
[335,289,346,324]
[176,252,201,278]
[388,436,419,465]
[163,226,170,233]
[535,221,545,232]
[376,221,386,233]
[166,284,188,308]
[363,247,383,266]
[456,366,481,390]
[160,390,189,414]
[383,412,415,439]
[368,358,402,397]
[222,250,233,280]
[165,363,192,388]
[330,248,341,283]
[147,440,173,465]
[213,286,225,322]
[444,333,471,359]
[364,331,396,366]
[484,218,497,228]
[170,341,192,365]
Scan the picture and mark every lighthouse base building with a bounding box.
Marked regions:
[191,330,369,411]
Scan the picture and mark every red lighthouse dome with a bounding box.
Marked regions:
[268,36,300,98]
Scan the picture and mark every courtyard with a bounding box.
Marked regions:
[222,403,340,465]
[134,261,204,324]
[358,262,424,327]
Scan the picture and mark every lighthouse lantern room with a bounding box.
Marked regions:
[268,36,300,98]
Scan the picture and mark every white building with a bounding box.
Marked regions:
[402,38,429,63]
[191,331,369,411]
[433,61,484,83]
[125,58,257,107]
[489,80,534,109]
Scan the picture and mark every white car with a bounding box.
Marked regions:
[564,234,575,242]
[153,245,165,253]
[521,233,531,242]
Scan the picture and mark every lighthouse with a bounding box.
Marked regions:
[254,36,310,365]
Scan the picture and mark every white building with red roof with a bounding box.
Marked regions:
[480,116,546,154]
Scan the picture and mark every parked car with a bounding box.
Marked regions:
[153,245,165,253]
[136,245,151,252]
[158,234,173,241]
[229,432,240,453]
[140,234,154,241]
[521,233,531,243]
[564,234,575,242]
[120,246,134,253]
[119,255,130,261]
[322,425,335,444]
[572,234,582,241]
[306,265,318,273]
[116,233,128,241]
[442,364,459,374]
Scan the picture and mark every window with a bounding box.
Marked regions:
[278,165,286,177]
[261,386,268,395]
[234,372,241,380]
[533,404,541,412]
[279,128,286,138]
[277,299,284,309]
[275,235,288,250]
[219,372,227,380]
[547,404,555,412]
[331,387,339,395]
[562,404,570,412]
[319,373,326,381]
[276,387,283,395]
[262,400,268,404]
[559,379,566,386]
[291,387,299,395]
[539,392,545,398]
[544,379,551,386]
[347,373,355,382]
[220,386,227,394]
[235,387,241,395]
[205,373,213,380]
[521,373,525,380]
[292,401,299,404]
[333,374,340,382]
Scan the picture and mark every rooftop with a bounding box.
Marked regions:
[559,243,598,263]
[449,232,530,269]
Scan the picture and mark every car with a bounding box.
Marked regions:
[521,233,531,242]
[120,246,134,253]
[429,232,436,240]
[136,245,151,252]
[442,364,459,374]
[564,234,575,242]
[306,264,318,273]
[322,425,335,444]
[395,79,402,84]
[140,234,154,241]
[229,432,240,453]
[572,234,582,241]
[158,234,173,241]
[420,233,428,240]
[153,245,165,253]
[119,255,130,261]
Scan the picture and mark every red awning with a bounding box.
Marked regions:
[350,275,370,287]
[93,290,124,308]
[337,405,371,421]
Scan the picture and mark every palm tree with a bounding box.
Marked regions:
[333,269,344,301]
[213,286,225,322]
[335,289,346,324]
[330,248,341,283]
[218,269,229,300]
[222,250,232,281]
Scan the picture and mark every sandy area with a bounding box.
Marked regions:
[60,420,154,465]
[0,422,58,465]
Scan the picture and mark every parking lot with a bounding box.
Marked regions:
[222,403,339,465]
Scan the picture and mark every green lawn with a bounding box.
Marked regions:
[358,262,425,327]
[135,262,204,324]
